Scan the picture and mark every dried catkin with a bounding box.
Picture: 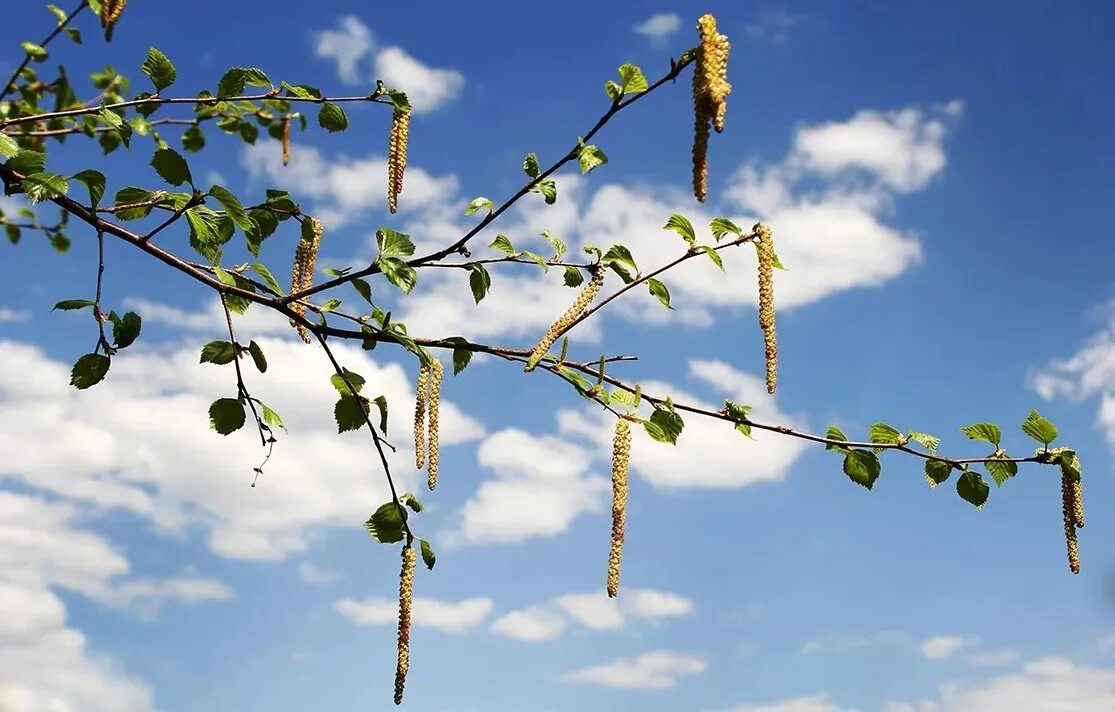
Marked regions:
[101,0,126,39]
[387,107,411,214]
[394,544,416,705]
[413,364,428,470]
[426,360,443,491]
[281,116,291,166]
[525,265,606,372]
[755,223,778,394]
[287,218,324,344]
[1061,472,1081,575]
[607,417,631,598]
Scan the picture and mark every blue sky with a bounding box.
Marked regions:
[2,2,1115,710]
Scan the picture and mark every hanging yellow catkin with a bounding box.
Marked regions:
[691,14,730,201]
[387,107,411,214]
[413,364,429,470]
[281,116,292,166]
[426,359,443,491]
[525,266,606,372]
[101,0,126,40]
[607,417,631,598]
[287,218,324,344]
[755,223,778,394]
[1071,474,1084,528]
[1061,472,1081,575]
[394,544,416,705]
[709,32,731,133]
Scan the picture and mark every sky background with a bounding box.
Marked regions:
[2,1,1115,710]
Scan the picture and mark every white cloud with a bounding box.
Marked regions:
[374,46,464,113]
[888,657,1115,711]
[744,11,808,45]
[706,693,860,712]
[554,592,624,630]
[334,596,493,633]
[314,15,374,85]
[445,428,608,545]
[0,337,483,561]
[297,562,340,585]
[920,635,977,660]
[966,649,1020,667]
[632,13,682,44]
[558,360,809,489]
[562,650,706,690]
[801,641,824,654]
[489,606,566,642]
[0,307,28,322]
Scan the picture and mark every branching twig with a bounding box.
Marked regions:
[0,0,88,103]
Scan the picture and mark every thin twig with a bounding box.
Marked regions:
[0,0,88,103]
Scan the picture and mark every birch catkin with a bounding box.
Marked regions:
[101,0,126,39]
[413,364,428,469]
[607,417,631,598]
[755,223,778,394]
[288,218,324,344]
[394,545,416,705]
[387,107,411,214]
[691,14,731,201]
[525,266,606,372]
[281,116,291,166]
[1061,472,1081,575]
[1071,475,1084,528]
[427,360,443,491]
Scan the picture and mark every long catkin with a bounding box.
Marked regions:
[394,545,416,705]
[607,418,631,598]
[387,107,411,214]
[1061,472,1081,575]
[691,14,731,200]
[525,266,606,372]
[288,218,323,344]
[426,360,443,491]
[413,364,428,469]
[755,223,778,394]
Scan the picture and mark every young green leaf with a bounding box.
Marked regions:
[469,263,491,303]
[71,170,106,207]
[419,538,436,570]
[868,422,902,445]
[709,217,742,240]
[960,422,1002,448]
[647,404,684,445]
[956,469,990,508]
[364,501,407,544]
[0,134,19,159]
[540,230,567,259]
[335,394,370,433]
[376,227,415,257]
[317,102,348,132]
[563,266,584,288]
[111,311,142,349]
[22,172,69,204]
[1021,409,1058,446]
[490,234,516,254]
[578,145,608,174]
[647,278,672,309]
[330,369,366,395]
[259,401,285,431]
[371,394,388,436]
[825,425,851,454]
[985,457,1017,486]
[199,340,236,365]
[21,42,48,62]
[698,245,724,271]
[663,213,696,244]
[925,459,953,488]
[843,449,881,490]
[247,340,267,373]
[53,299,96,311]
[378,257,418,294]
[208,185,254,233]
[537,179,557,204]
[70,353,110,389]
[248,263,284,296]
[140,47,177,91]
[907,431,940,453]
[617,63,648,94]
[209,398,246,435]
[465,196,494,216]
[400,493,424,513]
[523,152,540,178]
[150,148,192,186]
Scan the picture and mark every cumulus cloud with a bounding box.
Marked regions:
[562,650,706,689]
[706,693,860,712]
[314,15,374,85]
[335,596,493,633]
[632,13,682,45]
[492,587,693,642]
[920,635,978,660]
[297,562,341,585]
[0,337,483,561]
[489,606,567,642]
[0,307,28,322]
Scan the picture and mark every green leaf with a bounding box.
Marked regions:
[64,26,81,43]
[647,278,672,309]
[69,353,110,389]
[182,126,205,152]
[330,369,366,395]
[248,263,284,296]
[563,266,584,288]
[6,150,46,175]
[317,102,348,132]
[112,186,155,220]
[21,42,47,62]
[52,299,95,311]
[925,460,953,488]
[111,311,141,349]
[348,277,372,305]
[199,340,236,365]
[1021,409,1058,446]
[907,431,940,453]
[376,227,415,257]
[401,493,424,513]
[465,196,494,216]
[71,169,106,206]
[519,250,549,272]
[986,457,1018,486]
[46,4,68,23]
[419,539,436,570]
[663,212,696,244]
[208,185,254,233]
[724,399,754,439]
[247,340,267,373]
[469,263,491,303]
[540,230,567,259]
[698,245,724,271]
[1057,448,1082,482]
[452,344,473,375]
[259,401,285,431]
[209,398,246,435]
[647,403,684,445]
[960,422,1002,448]
[150,148,192,186]
[709,217,743,241]
[335,394,370,433]
[602,244,638,283]
[217,67,270,97]
[825,425,851,454]
[212,266,253,313]
[364,501,407,544]
[578,144,608,174]
[522,152,540,178]
[378,257,417,294]
[537,179,557,204]
[843,449,881,490]
[490,234,516,254]
[0,134,18,159]
[617,63,648,94]
[371,394,388,436]
[956,469,990,508]
[140,47,177,91]
[22,172,69,204]
[868,422,902,445]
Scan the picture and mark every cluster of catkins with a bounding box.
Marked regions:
[754,223,778,394]
[607,417,632,598]
[1056,451,1085,574]
[525,265,606,372]
[288,218,324,344]
[691,14,731,202]
[387,107,411,214]
[394,544,416,705]
[414,359,443,490]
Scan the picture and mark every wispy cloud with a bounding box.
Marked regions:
[632,13,682,45]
